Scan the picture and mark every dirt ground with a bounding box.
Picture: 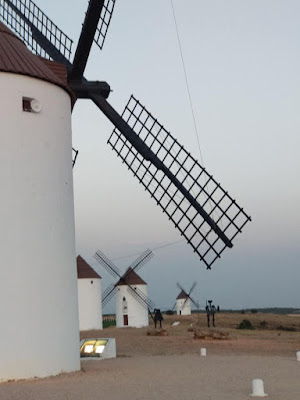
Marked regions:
[1,313,300,400]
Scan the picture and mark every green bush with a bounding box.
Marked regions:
[103,318,116,328]
[237,319,255,330]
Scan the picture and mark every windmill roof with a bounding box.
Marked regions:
[0,22,73,98]
[116,267,147,286]
[77,255,101,279]
[177,290,188,300]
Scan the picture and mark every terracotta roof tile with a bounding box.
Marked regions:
[77,255,101,279]
[116,267,147,286]
[0,22,72,97]
[176,290,188,300]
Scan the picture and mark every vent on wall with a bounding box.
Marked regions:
[22,97,42,113]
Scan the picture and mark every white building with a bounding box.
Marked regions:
[115,268,149,328]
[0,22,80,381]
[176,290,192,315]
[77,255,103,331]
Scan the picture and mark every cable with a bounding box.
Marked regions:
[170,1,221,225]
[170,0,204,165]
[112,239,185,262]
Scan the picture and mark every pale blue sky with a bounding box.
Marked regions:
[37,0,299,311]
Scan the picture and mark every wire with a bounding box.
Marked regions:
[170,0,204,165]
[170,1,221,225]
[112,239,185,262]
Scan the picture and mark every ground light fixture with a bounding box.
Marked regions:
[80,339,108,358]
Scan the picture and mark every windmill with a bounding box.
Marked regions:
[94,249,156,328]
[175,282,198,316]
[0,0,251,382]
[77,255,103,331]
[0,0,251,270]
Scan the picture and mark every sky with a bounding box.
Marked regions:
[35,0,299,312]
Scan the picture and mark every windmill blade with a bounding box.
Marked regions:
[127,284,155,311]
[94,250,122,279]
[182,296,189,309]
[189,295,199,309]
[126,285,155,322]
[0,0,73,62]
[102,283,116,308]
[102,282,116,301]
[176,282,186,294]
[128,249,154,273]
[93,0,116,51]
[103,95,251,269]
[70,0,116,81]
[72,148,79,168]
[69,0,106,81]
[188,282,197,297]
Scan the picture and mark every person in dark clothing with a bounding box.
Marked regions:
[154,309,163,329]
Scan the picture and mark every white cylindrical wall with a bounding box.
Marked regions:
[176,298,191,315]
[116,285,149,328]
[0,73,80,381]
[78,278,103,330]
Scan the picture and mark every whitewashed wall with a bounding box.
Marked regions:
[0,73,80,381]
[78,278,103,330]
[176,297,191,315]
[115,284,149,328]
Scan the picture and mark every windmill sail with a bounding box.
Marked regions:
[93,0,116,50]
[108,96,251,268]
[127,284,155,311]
[127,249,153,272]
[102,283,117,307]
[72,148,78,168]
[0,0,73,61]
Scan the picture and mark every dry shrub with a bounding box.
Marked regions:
[194,330,229,340]
[146,328,169,336]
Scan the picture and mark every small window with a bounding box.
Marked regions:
[23,97,33,112]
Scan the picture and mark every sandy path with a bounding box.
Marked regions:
[0,354,299,400]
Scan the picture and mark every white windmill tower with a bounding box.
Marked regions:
[175,282,198,316]
[77,255,103,331]
[94,249,156,328]
[115,267,149,328]
[0,22,80,381]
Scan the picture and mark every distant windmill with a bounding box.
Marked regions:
[77,255,103,331]
[175,282,198,316]
[94,249,156,328]
[0,0,251,382]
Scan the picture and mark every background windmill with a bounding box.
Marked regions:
[95,249,156,328]
[77,255,103,331]
[175,282,198,316]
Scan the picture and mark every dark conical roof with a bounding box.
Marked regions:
[116,267,147,286]
[0,22,71,96]
[77,255,101,279]
[176,290,188,300]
